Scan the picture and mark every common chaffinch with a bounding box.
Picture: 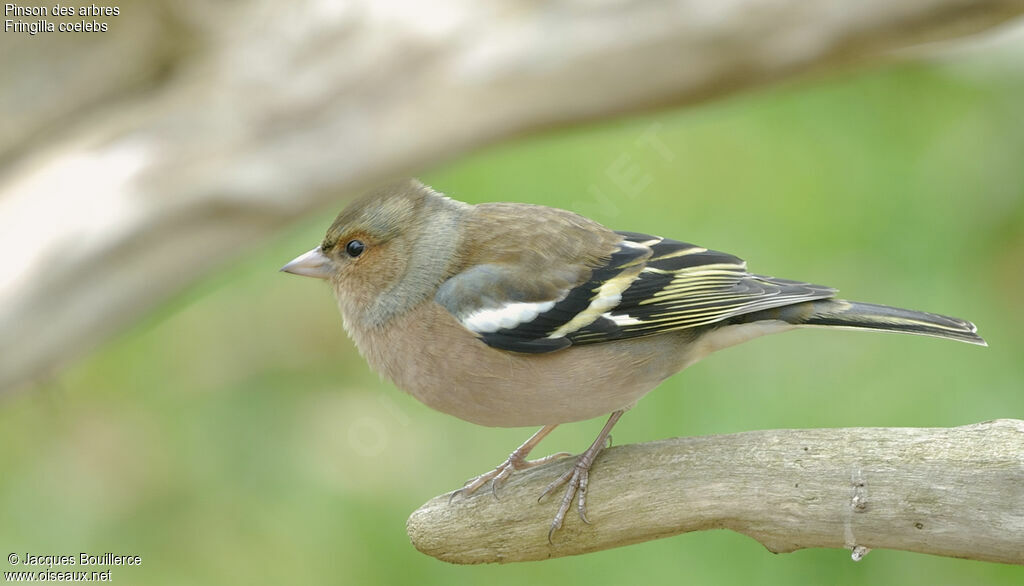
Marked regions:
[282,179,985,540]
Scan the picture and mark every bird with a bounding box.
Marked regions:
[281,178,985,540]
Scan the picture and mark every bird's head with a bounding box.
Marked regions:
[282,179,468,326]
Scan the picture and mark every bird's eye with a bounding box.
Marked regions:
[345,239,365,258]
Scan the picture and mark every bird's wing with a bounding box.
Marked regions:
[436,223,836,354]
[566,232,837,346]
[435,231,650,353]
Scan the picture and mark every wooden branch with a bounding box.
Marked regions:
[406,419,1024,565]
[3,0,1024,392]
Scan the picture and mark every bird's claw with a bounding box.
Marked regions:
[450,450,571,503]
[538,409,624,542]
[451,411,623,543]
[540,457,593,544]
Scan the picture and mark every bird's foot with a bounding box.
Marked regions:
[451,449,571,502]
[539,447,602,543]
[538,409,623,542]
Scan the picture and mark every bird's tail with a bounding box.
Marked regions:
[739,299,987,346]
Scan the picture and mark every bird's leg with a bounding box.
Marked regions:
[452,424,569,501]
[540,410,624,542]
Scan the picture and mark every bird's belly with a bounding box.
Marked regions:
[418,338,687,427]
[348,301,708,426]
[346,302,700,427]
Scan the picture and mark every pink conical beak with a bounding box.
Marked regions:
[280,247,333,279]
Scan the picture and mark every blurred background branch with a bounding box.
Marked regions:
[2,0,1024,393]
[408,420,1024,565]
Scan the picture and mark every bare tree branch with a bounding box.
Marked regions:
[3,0,1024,392]
[406,419,1024,565]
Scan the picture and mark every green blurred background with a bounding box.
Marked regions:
[2,56,1023,584]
